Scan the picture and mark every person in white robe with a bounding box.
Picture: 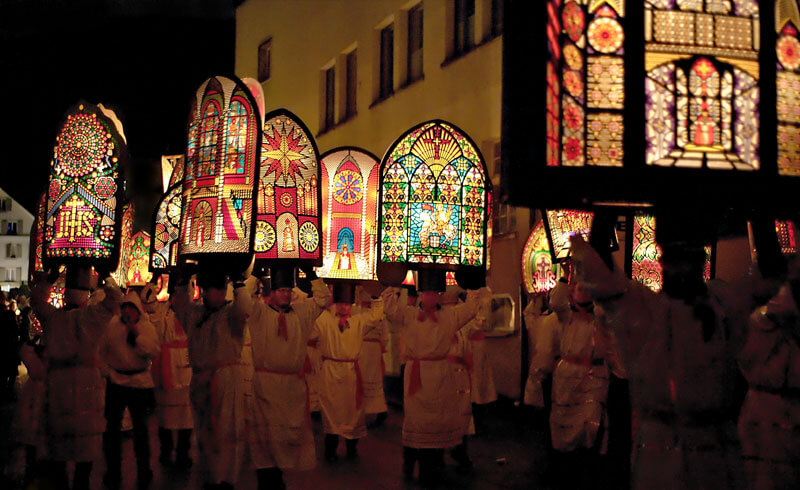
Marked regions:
[355,286,389,426]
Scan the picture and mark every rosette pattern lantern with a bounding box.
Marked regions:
[179,76,262,260]
[43,102,128,272]
[318,148,380,280]
[378,120,491,281]
[255,109,322,265]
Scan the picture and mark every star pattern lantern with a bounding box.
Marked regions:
[179,76,262,260]
[522,222,558,294]
[43,102,128,272]
[318,148,380,280]
[255,109,322,265]
[126,231,153,287]
[627,213,715,293]
[504,1,800,211]
[150,183,183,274]
[111,203,135,288]
[378,120,491,279]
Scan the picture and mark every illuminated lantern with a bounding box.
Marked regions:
[378,120,491,282]
[111,203,135,287]
[255,109,322,266]
[161,154,186,193]
[318,147,380,280]
[628,213,714,292]
[150,183,183,274]
[43,102,128,272]
[126,231,152,287]
[446,271,458,286]
[521,222,558,294]
[543,209,594,261]
[29,193,47,281]
[775,219,798,255]
[179,76,262,261]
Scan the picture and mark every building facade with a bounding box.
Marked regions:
[0,188,33,291]
[235,0,527,397]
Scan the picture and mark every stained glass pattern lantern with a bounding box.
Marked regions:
[29,193,47,281]
[255,109,322,264]
[318,148,380,280]
[161,154,186,193]
[150,183,183,273]
[378,120,491,272]
[544,209,594,261]
[522,222,558,294]
[111,203,134,287]
[777,1,800,175]
[43,102,128,272]
[629,213,714,292]
[126,231,152,287]
[775,219,798,254]
[179,76,261,259]
[644,1,760,170]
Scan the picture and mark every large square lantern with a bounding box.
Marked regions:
[378,120,491,278]
[317,147,380,280]
[43,102,128,272]
[254,109,322,265]
[504,1,800,210]
[179,76,262,260]
[150,183,183,274]
[521,221,558,294]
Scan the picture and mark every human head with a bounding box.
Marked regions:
[270,264,296,307]
[198,269,228,309]
[332,282,355,305]
[120,302,141,326]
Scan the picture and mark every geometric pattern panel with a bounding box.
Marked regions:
[379,120,490,269]
[255,109,322,263]
[126,231,152,287]
[150,183,183,273]
[318,148,380,280]
[521,221,558,294]
[545,209,593,261]
[777,16,800,176]
[775,219,798,255]
[44,102,127,270]
[179,76,261,257]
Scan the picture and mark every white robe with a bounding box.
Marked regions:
[174,284,250,485]
[149,302,194,430]
[311,301,383,438]
[247,278,331,470]
[355,301,388,415]
[383,287,488,448]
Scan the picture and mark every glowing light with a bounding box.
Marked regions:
[522,222,558,294]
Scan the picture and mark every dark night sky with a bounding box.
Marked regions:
[0,0,236,223]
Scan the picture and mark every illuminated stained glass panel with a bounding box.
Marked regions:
[162,154,186,193]
[111,203,134,288]
[445,271,458,286]
[545,209,594,260]
[126,231,153,287]
[644,0,760,170]
[522,222,558,294]
[775,219,798,254]
[379,121,490,269]
[777,2,800,175]
[547,0,625,167]
[29,193,46,281]
[150,184,182,273]
[179,76,261,258]
[631,213,714,292]
[318,148,379,280]
[256,109,321,263]
[43,102,127,271]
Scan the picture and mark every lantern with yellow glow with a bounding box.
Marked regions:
[179,76,262,262]
[318,147,380,280]
[43,102,128,272]
[125,231,152,287]
[377,120,491,285]
[111,203,135,287]
[255,109,322,267]
[522,222,558,294]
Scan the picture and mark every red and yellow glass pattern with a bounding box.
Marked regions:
[126,231,152,287]
[644,0,760,170]
[775,219,798,254]
[546,209,593,260]
[150,184,182,273]
[256,110,321,263]
[379,121,490,269]
[318,148,379,280]
[111,203,134,287]
[522,222,558,294]
[547,0,625,167]
[44,102,126,270]
[777,1,800,175]
[180,77,260,258]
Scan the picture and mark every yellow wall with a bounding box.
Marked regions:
[237,0,531,398]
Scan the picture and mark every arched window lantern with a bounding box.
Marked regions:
[378,120,491,282]
[318,147,380,280]
[179,76,262,261]
[521,222,559,295]
[43,102,128,272]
